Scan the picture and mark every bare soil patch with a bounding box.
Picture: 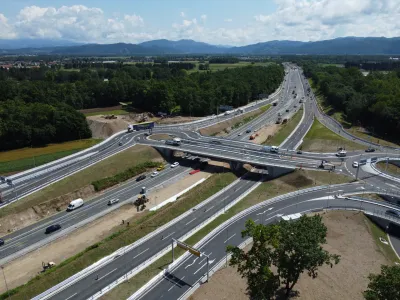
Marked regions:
[156,116,203,125]
[79,105,123,114]
[0,170,212,293]
[190,211,389,300]
[251,124,280,144]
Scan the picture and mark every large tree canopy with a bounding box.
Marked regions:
[364,265,400,300]
[228,215,340,299]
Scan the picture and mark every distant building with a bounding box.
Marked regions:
[102,61,117,64]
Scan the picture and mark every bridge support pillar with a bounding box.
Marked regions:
[229,161,244,172]
[155,147,174,160]
[266,166,294,178]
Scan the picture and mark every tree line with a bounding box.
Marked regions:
[301,62,400,142]
[0,62,283,150]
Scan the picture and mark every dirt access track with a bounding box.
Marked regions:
[0,170,212,293]
[190,211,391,300]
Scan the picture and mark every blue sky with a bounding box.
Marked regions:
[0,0,399,45]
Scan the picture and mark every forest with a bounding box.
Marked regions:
[302,63,400,141]
[0,62,283,150]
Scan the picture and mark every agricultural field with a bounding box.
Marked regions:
[0,139,102,175]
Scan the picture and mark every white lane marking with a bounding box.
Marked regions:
[65,293,77,300]
[224,233,236,244]
[133,248,149,259]
[167,276,185,291]
[97,268,117,281]
[198,252,212,264]
[204,206,214,212]
[254,219,259,222]
[185,218,197,225]
[193,262,207,275]
[185,258,198,269]
[162,231,175,240]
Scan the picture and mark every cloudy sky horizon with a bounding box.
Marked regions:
[1,0,399,46]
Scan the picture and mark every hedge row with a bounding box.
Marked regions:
[92,161,160,191]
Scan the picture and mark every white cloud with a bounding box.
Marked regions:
[1,1,400,46]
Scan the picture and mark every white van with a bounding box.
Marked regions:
[67,198,84,211]
[108,198,119,206]
[270,146,279,153]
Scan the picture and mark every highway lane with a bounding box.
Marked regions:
[0,164,191,263]
[137,193,400,300]
[49,174,262,300]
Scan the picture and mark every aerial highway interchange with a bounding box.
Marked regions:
[1,65,400,300]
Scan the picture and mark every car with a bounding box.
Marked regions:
[171,162,179,168]
[144,133,150,136]
[365,148,375,152]
[156,165,165,171]
[136,174,146,181]
[210,140,222,145]
[45,224,61,234]
[385,210,400,218]
[108,198,119,206]
[238,133,242,136]
[0,239,4,246]
[286,109,289,112]
[297,150,302,154]
[118,142,123,146]
[352,161,359,168]
[151,171,159,177]
[246,129,251,133]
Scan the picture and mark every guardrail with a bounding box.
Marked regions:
[32,176,244,300]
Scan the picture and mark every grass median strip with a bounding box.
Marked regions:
[100,169,352,299]
[263,108,303,146]
[0,139,102,175]
[376,162,400,177]
[0,172,236,300]
[300,119,363,152]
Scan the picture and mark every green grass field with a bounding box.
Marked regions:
[376,161,400,177]
[301,119,363,152]
[0,172,237,300]
[263,108,303,146]
[0,139,102,175]
[187,61,273,73]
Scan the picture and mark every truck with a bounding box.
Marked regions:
[67,198,84,211]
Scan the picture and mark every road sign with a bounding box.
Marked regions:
[176,240,202,257]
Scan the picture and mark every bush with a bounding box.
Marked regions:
[92,161,160,191]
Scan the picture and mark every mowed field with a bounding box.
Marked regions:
[187,61,273,73]
[0,139,102,175]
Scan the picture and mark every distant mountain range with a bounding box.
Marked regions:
[1,37,400,56]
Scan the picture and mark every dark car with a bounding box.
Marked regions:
[0,239,4,246]
[297,150,303,154]
[385,210,400,218]
[45,224,61,234]
[136,174,146,182]
[365,148,375,152]
[246,129,251,133]
[210,140,222,145]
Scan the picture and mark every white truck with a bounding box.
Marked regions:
[67,198,84,211]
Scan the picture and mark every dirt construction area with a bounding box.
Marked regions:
[0,170,211,293]
[189,211,391,300]
[250,124,280,144]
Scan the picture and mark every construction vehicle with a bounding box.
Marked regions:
[249,133,258,140]
[134,194,149,211]
[104,115,117,119]
[276,117,283,124]
[41,261,56,273]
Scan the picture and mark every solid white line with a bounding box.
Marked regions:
[224,233,236,244]
[162,231,175,240]
[193,262,207,275]
[65,293,77,300]
[185,218,197,225]
[254,219,259,222]
[204,206,214,212]
[133,248,149,259]
[98,268,117,281]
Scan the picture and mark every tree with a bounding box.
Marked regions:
[364,265,400,300]
[228,215,340,299]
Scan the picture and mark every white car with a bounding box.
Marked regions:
[171,162,179,168]
[352,162,359,168]
[238,133,242,136]
[151,171,159,177]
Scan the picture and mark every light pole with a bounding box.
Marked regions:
[1,266,9,299]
